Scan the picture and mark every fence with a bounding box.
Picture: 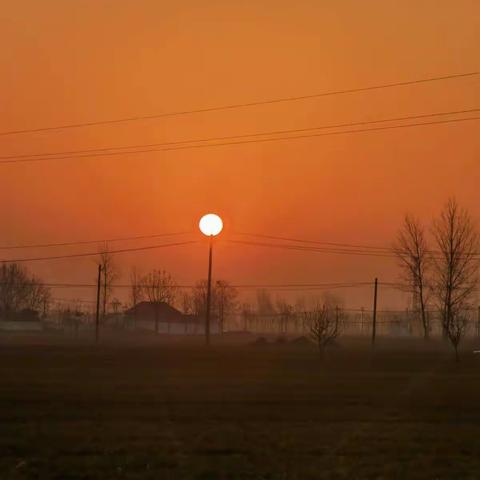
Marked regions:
[231,308,480,339]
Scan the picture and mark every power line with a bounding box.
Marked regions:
[10,281,376,290]
[228,239,480,260]
[233,232,480,257]
[0,240,198,263]
[0,71,476,137]
[2,112,480,166]
[226,239,397,258]
[2,232,476,263]
[2,107,479,162]
[2,115,479,166]
[0,231,192,251]
[233,232,391,252]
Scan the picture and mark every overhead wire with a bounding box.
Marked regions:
[0,71,476,137]
[9,281,375,290]
[231,233,480,258]
[232,232,391,252]
[1,115,479,165]
[2,107,479,162]
[0,240,198,263]
[0,231,193,251]
[227,239,398,258]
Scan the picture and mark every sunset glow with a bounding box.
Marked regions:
[1,2,479,478]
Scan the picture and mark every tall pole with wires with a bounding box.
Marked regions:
[372,278,378,346]
[199,214,223,346]
[205,236,213,346]
[95,264,102,344]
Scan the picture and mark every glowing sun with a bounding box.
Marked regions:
[199,213,223,236]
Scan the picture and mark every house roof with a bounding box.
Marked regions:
[125,301,183,318]
[125,301,215,325]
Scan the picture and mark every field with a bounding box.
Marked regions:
[1,333,480,479]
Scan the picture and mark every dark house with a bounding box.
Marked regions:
[0,308,43,331]
[0,308,40,322]
[125,301,218,334]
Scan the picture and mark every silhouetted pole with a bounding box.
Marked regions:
[205,235,213,346]
[477,306,480,338]
[371,278,378,346]
[95,264,102,343]
[103,262,107,319]
[218,281,225,335]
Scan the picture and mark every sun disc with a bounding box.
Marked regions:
[199,213,223,236]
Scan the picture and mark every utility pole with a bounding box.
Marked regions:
[205,235,213,346]
[371,278,378,346]
[477,306,480,338]
[218,281,225,335]
[103,260,107,319]
[95,264,102,344]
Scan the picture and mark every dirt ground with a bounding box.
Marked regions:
[1,331,480,479]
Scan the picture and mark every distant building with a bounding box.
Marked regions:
[0,308,43,331]
[125,301,219,334]
[0,308,40,322]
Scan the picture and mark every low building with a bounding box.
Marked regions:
[125,301,219,334]
[0,308,43,331]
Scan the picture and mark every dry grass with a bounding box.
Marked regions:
[1,332,480,479]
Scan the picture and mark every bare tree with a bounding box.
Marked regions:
[307,304,342,356]
[256,289,276,332]
[0,263,51,320]
[127,267,143,329]
[294,296,307,334]
[187,280,237,334]
[38,284,52,318]
[0,263,30,317]
[181,290,194,314]
[141,269,177,333]
[256,289,276,315]
[276,298,294,334]
[190,281,207,318]
[432,199,479,360]
[110,298,121,314]
[129,267,144,308]
[394,214,431,339]
[215,280,238,334]
[98,243,120,318]
[240,302,254,332]
[59,303,84,336]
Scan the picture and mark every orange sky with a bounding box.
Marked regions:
[0,1,479,309]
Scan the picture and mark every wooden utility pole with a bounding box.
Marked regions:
[371,278,378,346]
[95,264,102,343]
[477,306,480,338]
[205,235,213,346]
[103,261,107,319]
[218,281,225,335]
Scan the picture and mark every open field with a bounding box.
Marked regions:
[1,333,480,479]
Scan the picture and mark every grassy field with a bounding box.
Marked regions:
[1,333,480,479]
